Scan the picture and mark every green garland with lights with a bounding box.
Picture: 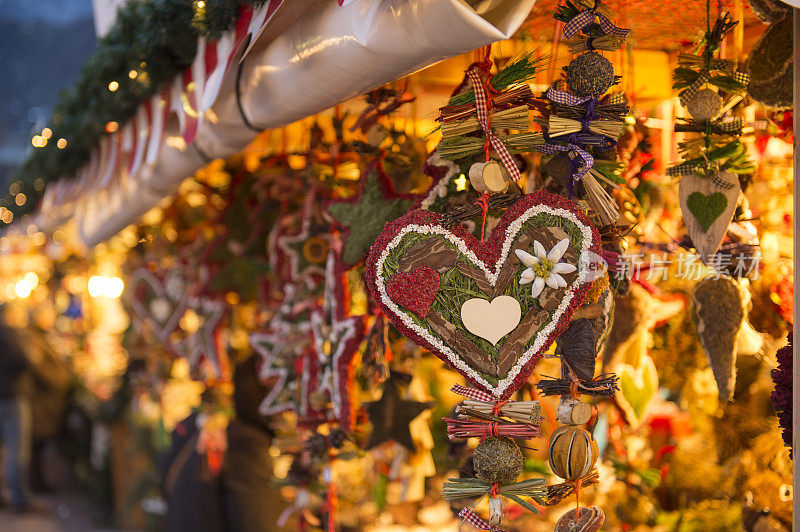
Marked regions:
[3,0,269,225]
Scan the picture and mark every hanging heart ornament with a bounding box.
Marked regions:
[366,191,601,399]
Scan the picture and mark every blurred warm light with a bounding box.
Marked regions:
[67,275,86,294]
[180,309,201,334]
[41,128,52,139]
[165,135,187,150]
[32,232,46,246]
[454,173,467,191]
[9,182,20,195]
[15,194,26,206]
[88,276,124,298]
[14,277,36,298]
[128,70,138,79]
[57,138,67,149]
[34,179,45,191]
[106,121,119,133]
[108,81,119,91]
[2,211,13,224]
[53,229,66,245]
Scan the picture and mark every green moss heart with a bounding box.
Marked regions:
[686,191,727,232]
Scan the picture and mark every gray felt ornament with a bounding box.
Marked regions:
[565,51,615,98]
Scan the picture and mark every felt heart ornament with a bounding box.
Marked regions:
[460,296,522,345]
[386,266,440,317]
[126,268,187,343]
[366,191,600,399]
[678,171,740,263]
[616,353,659,426]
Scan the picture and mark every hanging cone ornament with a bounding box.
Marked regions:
[691,276,746,401]
[555,318,597,381]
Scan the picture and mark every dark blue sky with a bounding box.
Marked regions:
[0,0,96,185]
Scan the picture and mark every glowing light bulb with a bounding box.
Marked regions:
[15,279,32,299]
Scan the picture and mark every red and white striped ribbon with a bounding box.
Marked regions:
[458,507,507,531]
[465,68,521,182]
[451,384,496,404]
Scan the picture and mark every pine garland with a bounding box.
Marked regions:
[4,0,268,224]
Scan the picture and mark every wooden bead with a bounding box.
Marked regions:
[488,497,503,526]
[482,161,509,193]
[366,124,388,146]
[548,425,599,480]
[557,396,593,425]
[468,162,489,193]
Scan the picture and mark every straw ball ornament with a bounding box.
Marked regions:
[548,425,599,480]
[565,51,615,98]
[686,89,723,122]
[473,437,524,484]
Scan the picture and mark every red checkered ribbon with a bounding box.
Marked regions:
[563,7,630,40]
[459,507,507,531]
[452,384,497,404]
[465,68,521,182]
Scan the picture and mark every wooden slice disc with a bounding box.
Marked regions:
[469,162,489,193]
[570,402,593,425]
[366,124,388,147]
[554,506,605,532]
[482,161,509,192]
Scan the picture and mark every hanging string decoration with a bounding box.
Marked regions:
[437,52,544,184]
[305,245,365,431]
[365,33,623,525]
[538,0,630,228]
[669,10,756,265]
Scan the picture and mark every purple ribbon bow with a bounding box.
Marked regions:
[546,87,593,107]
[540,87,596,195]
[563,5,630,40]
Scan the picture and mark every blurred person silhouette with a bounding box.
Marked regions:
[160,354,290,531]
[0,305,32,511]
[15,305,72,493]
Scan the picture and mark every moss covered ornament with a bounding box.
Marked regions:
[565,51,616,98]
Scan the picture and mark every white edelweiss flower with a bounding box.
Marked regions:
[514,237,577,298]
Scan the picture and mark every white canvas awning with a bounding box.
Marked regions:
[36,0,535,247]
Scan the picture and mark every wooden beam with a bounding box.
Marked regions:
[792,8,799,532]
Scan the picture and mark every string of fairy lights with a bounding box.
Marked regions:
[2,0,270,227]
